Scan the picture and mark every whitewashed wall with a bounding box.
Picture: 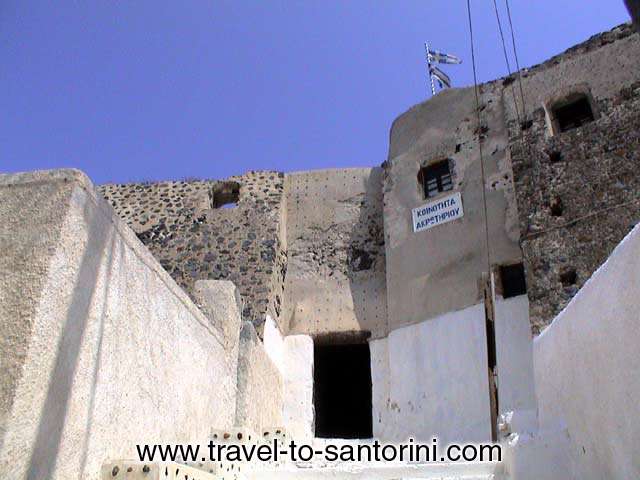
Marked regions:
[534,223,640,480]
[260,315,314,439]
[495,295,537,431]
[282,335,314,440]
[371,303,492,445]
[370,296,537,445]
[263,314,285,376]
[0,170,240,480]
[235,321,284,434]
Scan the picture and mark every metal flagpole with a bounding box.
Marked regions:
[425,42,436,97]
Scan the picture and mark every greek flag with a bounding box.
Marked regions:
[428,49,462,65]
[429,65,452,89]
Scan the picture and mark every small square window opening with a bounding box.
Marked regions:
[211,181,240,209]
[500,263,527,299]
[418,160,453,199]
[552,95,595,133]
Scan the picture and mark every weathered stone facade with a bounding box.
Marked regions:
[4,17,640,480]
[98,23,640,337]
[99,168,388,338]
[505,23,640,333]
[283,169,387,338]
[98,171,287,332]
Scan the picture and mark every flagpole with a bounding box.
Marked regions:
[425,42,436,97]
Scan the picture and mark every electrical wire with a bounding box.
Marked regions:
[492,0,522,124]
[466,0,499,443]
[465,0,492,276]
[504,0,527,119]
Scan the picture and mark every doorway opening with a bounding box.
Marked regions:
[499,263,527,298]
[313,341,373,439]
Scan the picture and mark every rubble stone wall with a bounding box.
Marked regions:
[99,167,387,339]
[97,24,640,336]
[504,23,640,333]
[98,171,287,334]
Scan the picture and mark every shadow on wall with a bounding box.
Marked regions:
[77,234,122,478]
[26,203,116,480]
[346,168,387,336]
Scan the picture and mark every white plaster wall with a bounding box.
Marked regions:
[371,303,492,445]
[282,335,314,440]
[235,322,284,434]
[503,428,574,480]
[369,338,390,438]
[192,279,243,354]
[533,223,640,480]
[494,295,537,431]
[234,315,287,434]
[263,314,285,376]
[0,170,239,480]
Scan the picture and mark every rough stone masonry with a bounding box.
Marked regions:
[100,23,640,336]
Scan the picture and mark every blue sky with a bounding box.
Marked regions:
[1,1,630,184]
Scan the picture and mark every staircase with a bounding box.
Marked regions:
[101,428,506,480]
[102,460,503,480]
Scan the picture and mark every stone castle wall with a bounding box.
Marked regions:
[99,167,387,339]
[98,23,640,337]
[382,83,522,331]
[511,83,640,333]
[98,171,287,333]
[282,169,387,339]
[502,23,640,333]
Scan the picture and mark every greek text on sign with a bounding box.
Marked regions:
[412,192,464,233]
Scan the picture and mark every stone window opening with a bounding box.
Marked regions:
[520,119,534,131]
[548,150,563,163]
[313,339,373,439]
[418,159,453,199]
[549,196,563,217]
[559,267,577,286]
[549,93,595,134]
[499,263,527,299]
[211,181,240,209]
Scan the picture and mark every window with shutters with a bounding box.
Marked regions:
[418,160,453,199]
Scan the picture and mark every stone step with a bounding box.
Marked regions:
[242,461,505,480]
[101,461,245,480]
[102,459,505,480]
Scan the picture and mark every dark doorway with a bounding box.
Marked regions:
[313,342,373,439]
[500,263,527,299]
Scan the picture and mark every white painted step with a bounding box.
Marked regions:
[243,461,505,480]
[102,460,505,480]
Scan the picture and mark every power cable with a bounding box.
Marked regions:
[504,0,527,119]
[465,0,491,276]
[466,0,499,444]
[492,0,522,124]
